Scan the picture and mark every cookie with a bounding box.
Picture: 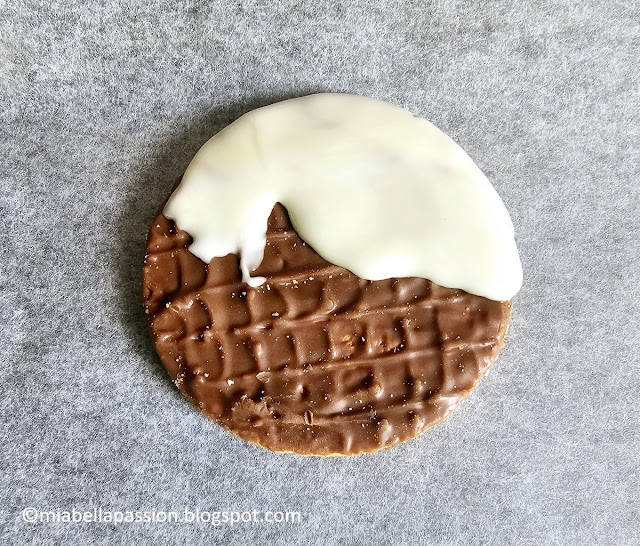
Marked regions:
[142,93,522,455]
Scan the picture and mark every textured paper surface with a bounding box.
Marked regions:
[1,1,638,544]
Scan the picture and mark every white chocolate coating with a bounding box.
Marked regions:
[164,93,522,301]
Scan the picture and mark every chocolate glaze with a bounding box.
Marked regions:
[143,204,511,455]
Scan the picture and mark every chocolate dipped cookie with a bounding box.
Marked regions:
[142,94,522,455]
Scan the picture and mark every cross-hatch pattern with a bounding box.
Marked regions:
[143,204,511,455]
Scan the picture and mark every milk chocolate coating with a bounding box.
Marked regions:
[143,204,511,455]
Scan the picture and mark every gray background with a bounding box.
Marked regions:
[1,1,638,544]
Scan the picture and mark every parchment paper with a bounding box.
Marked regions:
[1,1,638,544]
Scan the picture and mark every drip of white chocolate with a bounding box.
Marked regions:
[164,93,522,301]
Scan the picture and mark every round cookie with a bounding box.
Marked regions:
[142,94,520,455]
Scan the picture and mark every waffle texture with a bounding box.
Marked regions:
[143,204,511,455]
